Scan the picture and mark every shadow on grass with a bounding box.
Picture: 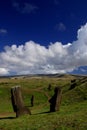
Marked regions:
[0,116,16,120]
[26,105,33,108]
[33,111,50,115]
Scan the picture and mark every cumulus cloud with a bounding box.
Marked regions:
[0,23,87,75]
[0,68,9,75]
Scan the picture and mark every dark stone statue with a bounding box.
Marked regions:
[69,79,76,90]
[31,95,34,107]
[48,84,52,91]
[49,87,62,112]
[11,86,31,117]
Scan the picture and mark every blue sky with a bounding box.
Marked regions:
[0,0,87,75]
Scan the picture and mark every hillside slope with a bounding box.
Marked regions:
[0,74,87,130]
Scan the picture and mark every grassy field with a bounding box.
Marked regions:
[0,74,87,130]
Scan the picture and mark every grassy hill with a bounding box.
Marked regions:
[0,74,87,130]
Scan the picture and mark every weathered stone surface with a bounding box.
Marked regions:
[49,87,62,112]
[69,79,76,90]
[48,84,52,91]
[31,95,34,107]
[11,86,31,117]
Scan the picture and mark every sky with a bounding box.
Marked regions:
[0,0,87,75]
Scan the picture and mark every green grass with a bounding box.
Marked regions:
[0,75,87,130]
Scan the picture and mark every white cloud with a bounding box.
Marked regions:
[0,68,9,75]
[0,23,87,75]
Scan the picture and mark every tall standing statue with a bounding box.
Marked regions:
[11,86,31,117]
[49,87,62,112]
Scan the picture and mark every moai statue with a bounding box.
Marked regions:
[48,84,52,91]
[31,95,34,107]
[69,79,76,90]
[49,87,62,112]
[11,86,31,117]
